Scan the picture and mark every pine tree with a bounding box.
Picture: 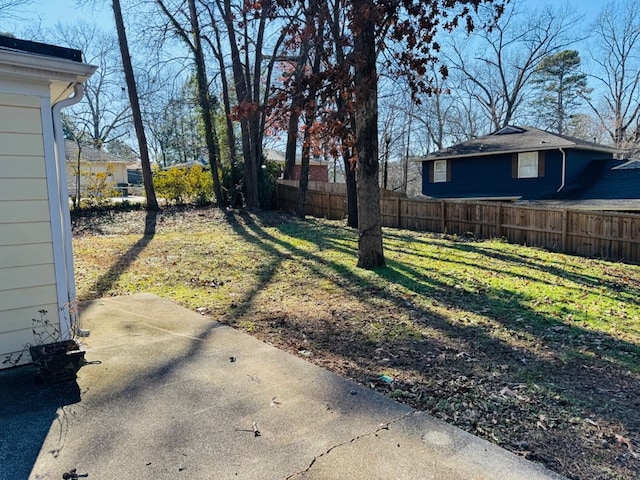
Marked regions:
[532,50,590,135]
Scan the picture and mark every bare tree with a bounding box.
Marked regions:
[0,0,33,29]
[112,0,159,210]
[214,0,289,209]
[584,0,640,151]
[448,2,582,132]
[154,0,227,206]
[41,22,131,148]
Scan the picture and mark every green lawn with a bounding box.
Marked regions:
[73,207,640,480]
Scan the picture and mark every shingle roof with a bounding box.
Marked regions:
[422,125,620,160]
[65,140,131,163]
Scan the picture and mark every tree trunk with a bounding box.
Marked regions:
[328,0,357,228]
[343,151,358,228]
[112,0,159,210]
[284,102,301,180]
[353,0,384,269]
[220,0,259,209]
[296,119,312,218]
[187,0,226,207]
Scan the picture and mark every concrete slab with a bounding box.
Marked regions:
[0,293,566,480]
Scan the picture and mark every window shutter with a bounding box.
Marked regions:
[512,154,518,178]
[429,161,434,183]
[446,160,451,182]
[538,151,545,177]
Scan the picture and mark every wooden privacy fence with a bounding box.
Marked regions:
[275,181,640,264]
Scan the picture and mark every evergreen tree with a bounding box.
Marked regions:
[532,50,590,135]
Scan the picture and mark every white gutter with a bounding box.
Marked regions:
[51,83,87,338]
[557,147,566,192]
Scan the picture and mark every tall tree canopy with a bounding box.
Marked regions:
[448,2,581,132]
[532,49,589,135]
[585,0,640,151]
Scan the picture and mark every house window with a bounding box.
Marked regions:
[517,151,538,178]
[433,160,448,183]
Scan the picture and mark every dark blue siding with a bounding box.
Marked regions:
[422,151,561,199]
[421,149,613,200]
[565,150,613,185]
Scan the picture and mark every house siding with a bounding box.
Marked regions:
[0,94,59,366]
[422,150,564,199]
[66,161,128,195]
[565,149,613,185]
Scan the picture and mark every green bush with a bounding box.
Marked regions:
[154,165,213,205]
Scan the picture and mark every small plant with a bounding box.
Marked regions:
[1,309,85,376]
[2,309,59,367]
[31,309,62,345]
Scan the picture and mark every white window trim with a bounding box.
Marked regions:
[433,160,447,183]
[518,151,538,178]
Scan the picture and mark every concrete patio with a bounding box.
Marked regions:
[0,293,566,479]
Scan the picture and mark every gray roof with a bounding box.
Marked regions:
[422,125,620,160]
[65,140,131,163]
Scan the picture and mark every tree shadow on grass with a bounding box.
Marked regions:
[221,213,639,478]
[88,210,158,298]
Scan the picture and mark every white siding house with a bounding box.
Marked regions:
[65,140,130,197]
[0,37,95,368]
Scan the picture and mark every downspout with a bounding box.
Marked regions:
[51,83,88,338]
[557,147,566,192]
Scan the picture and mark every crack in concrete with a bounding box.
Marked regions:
[283,411,416,479]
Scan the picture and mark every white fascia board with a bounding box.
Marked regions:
[0,49,96,86]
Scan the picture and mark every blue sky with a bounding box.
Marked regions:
[15,0,608,34]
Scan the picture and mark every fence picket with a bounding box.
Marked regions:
[276,182,640,264]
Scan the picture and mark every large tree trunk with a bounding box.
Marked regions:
[112,0,159,211]
[343,150,358,228]
[296,119,312,218]
[187,0,226,207]
[353,0,384,269]
[284,102,302,181]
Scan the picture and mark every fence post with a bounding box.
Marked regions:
[562,209,568,252]
[441,199,446,233]
[496,203,502,238]
[324,192,329,219]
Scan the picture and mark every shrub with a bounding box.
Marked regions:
[154,165,213,205]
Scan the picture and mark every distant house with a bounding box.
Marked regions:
[65,140,130,195]
[419,126,620,200]
[0,36,95,368]
[265,149,329,182]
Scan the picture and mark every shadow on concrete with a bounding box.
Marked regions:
[0,366,80,480]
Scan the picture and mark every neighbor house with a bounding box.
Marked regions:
[65,140,130,197]
[0,36,95,368]
[419,126,620,200]
[265,148,330,182]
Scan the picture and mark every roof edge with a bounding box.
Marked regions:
[418,145,620,162]
[0,36,82,62]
